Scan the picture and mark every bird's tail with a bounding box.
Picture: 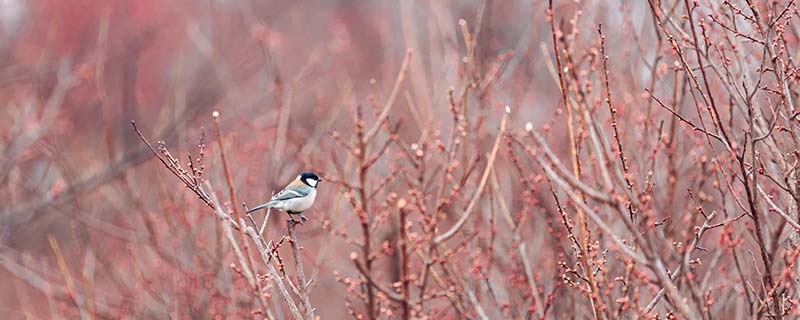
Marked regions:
[246,201,277,214]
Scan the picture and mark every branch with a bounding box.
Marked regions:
[350,252,405,302]
[363,49,413,144]
[434,107,508,244]
[287,220,315,320]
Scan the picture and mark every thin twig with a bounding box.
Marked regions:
[434,107,508,244]
[364,49,413,144]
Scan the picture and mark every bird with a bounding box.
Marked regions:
[246,172,321,224]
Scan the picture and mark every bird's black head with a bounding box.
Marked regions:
[299,172,321,188]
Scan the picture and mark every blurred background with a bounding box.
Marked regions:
[2,0,771,319]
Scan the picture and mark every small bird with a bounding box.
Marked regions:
[246,172,321,223]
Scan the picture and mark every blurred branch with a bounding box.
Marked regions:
[364,49,413,145]
[434,107,507,244]
[0,61,74,184]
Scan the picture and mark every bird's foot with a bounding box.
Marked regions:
[287,212,305,225]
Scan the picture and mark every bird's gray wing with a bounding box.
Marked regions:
[271,185,311,201]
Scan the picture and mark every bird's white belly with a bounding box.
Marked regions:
[277,189,317,212]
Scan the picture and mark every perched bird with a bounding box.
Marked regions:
[246,172,321,223]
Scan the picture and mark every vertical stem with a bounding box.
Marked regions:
[355,105,376,319]
[399,204,411,320]
[213,112,260,308]
[548,1,602,318]
[740,150,779,318]
[288,220,315,320]
[213,111,239,220]
[598,25,634,219]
